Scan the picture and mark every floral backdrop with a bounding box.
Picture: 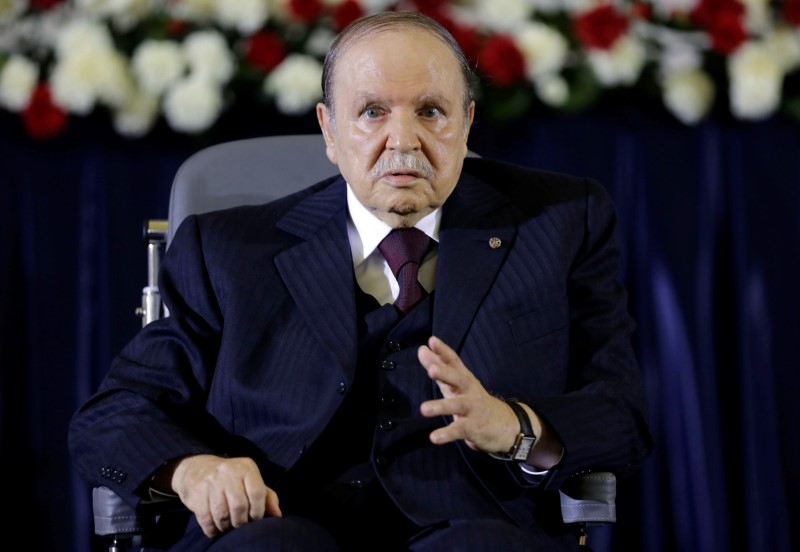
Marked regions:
[1,0,799,140]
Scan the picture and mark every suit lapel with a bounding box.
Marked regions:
[274,180,359,378]
[433,173,516,350]
[271,171,516,367]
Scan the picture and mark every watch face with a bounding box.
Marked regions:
[514,436,536,461]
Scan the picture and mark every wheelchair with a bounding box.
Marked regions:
[95,134,618,552]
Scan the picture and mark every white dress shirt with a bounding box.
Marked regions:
[346,183,439,304]
[345,184,552,476]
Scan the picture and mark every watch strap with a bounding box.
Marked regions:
[489,399,537,462]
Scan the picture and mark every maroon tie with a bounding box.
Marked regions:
[378,228,432,314]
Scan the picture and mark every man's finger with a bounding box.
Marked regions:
[264,487,282,518]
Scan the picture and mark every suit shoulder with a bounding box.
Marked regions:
[174,175,341,243]
[461,156,608,201]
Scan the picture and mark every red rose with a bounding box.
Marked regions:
[573,4,629,50]
[245,30,287,72]
[408,0,450,19]
[166,19,188,38]
[450,24,481,67]
[21,84,67,140]
[427,13,480,65]
[476,34,526,87]
[332,0,364,31]
[30,0,64,9]
[782,0,800,25]
[631,1,652,20]
[690,0,744,29]
[288,0,324,24]
[705,10,748,54]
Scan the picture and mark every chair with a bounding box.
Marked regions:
[97,134,617,551]
[135,134,341,325]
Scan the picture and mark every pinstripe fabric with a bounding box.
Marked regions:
[372,295,505,525]
[68,157,652,550]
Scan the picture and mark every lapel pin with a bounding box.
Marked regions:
[488,237,502,249]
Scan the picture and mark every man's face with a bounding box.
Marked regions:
[317,28,474,228]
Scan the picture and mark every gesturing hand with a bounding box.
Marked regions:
[170,454,282,539]
[417,336,521,455]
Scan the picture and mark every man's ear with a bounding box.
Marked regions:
[316,103,337,165]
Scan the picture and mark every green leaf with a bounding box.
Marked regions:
[480,84,534,123]
[561,65,602,113]
[782,95,800,122]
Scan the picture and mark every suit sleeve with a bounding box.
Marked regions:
[67,214,227,508]
[528,178,654,490]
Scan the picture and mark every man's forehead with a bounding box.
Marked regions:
[350,90,453,105]
[342,27,453,65]
[334,33,462,95]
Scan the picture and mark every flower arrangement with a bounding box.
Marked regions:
[1,0,799,140]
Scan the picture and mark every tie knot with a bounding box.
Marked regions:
[378,228,431,276]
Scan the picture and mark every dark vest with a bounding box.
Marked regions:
[279,286,504,530]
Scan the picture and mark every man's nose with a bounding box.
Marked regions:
[385,113,421,152]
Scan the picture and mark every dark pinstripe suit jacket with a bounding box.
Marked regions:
[69,156,653,538]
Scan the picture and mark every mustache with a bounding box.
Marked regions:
[371,153,435,180]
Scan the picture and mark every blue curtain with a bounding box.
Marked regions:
[1,105,796,551]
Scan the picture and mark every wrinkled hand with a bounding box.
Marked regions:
[418,336,520,454]
[170,454,282,539]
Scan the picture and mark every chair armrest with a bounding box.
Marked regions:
[559,471,617,525]
[92,486,147,536]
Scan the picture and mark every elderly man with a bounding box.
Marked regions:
[69,10,653,551]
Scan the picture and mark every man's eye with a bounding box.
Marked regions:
[363,107,382,118]
[421,106,442,118]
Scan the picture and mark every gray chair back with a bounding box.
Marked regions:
[168,134,338,247]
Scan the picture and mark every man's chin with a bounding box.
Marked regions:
[388,203,420,216]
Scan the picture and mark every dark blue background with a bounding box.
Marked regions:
[1,101,796,551]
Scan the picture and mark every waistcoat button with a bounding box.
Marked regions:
[379,395,395,406]
[378,419,394,430]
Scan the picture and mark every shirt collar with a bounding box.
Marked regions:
[346,183,440,266]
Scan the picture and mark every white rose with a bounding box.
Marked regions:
[740,0,770,34]
[75,0,158,30]
[113,88,159,137]
[587,35,646,87]
[50,45,134,113]
[358,0,396,12]
[0,0,27,25]
[514,21,568,79]
[263,54,323,115]
[305,26,337,58]
[0,55,38,111]
[167,0,217,23]
[475,0,532,32]
[649,0,699,18]
[728,41,783,120]
[765,25,800,73]
[132,40,187,96]
[54,18,114,60]
[93,49,136,109]
[183,30,235,84]
[163,74,223,133]
[50,50,102,114]
[215,0,269,35]
[658,39,704,74]
[662,68,715,125]
[535,74,569,107]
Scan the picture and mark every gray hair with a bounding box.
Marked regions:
[321,11,477,121]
